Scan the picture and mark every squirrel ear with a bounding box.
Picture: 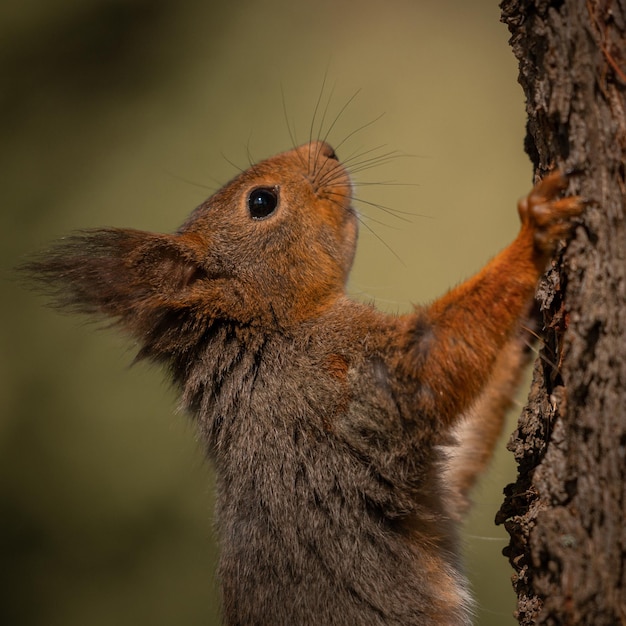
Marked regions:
[132,231,207,296]
[21,228,207,332]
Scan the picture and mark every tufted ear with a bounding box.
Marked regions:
[21,228,208,342]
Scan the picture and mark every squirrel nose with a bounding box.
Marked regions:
[308,140,338,161]
[321,142,338,161]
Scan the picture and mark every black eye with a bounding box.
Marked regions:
[248,186,279,220]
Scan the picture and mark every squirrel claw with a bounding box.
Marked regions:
[518,170,584,255]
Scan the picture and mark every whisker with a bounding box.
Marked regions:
[536,349,559,373]
[332,113,386,154]
[347,145,419,167]
[220,152,246,175]
[308,73,332,174]
[353,195,432,220]
[518,324,560,373]
[346,153,404,174]
[310,84,339,182]
[164,171,217,193]
[316,145,398,189]
[354,212,405,231]
[355,215,406,266]
[521,324,545,345]
[352,196,417,223]
[341,150,408,179]
[315,159,352,189]
[280,82,299,152]
[352,181,420,188]
[520,335,558,372]
[315,83,337,149]
[245,138,257,170]
[319,88,361,149]
[340,142,397,161]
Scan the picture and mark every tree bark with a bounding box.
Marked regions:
[496,1,626,624]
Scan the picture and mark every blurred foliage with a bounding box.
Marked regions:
[2,1,531,624]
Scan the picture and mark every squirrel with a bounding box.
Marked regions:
[23,140,582,625]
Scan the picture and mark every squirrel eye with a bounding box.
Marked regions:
[248,186,279,220]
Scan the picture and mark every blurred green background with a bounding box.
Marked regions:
[2,1,533,624]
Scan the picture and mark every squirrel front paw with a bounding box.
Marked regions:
[518,171,584,255]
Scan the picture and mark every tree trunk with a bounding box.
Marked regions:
[496,1,626,624]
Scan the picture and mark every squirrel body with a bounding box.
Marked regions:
[25,141,582,625]
[192,305,469,624]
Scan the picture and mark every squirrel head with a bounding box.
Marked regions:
[25,141,358,344]
[178,140,358,322]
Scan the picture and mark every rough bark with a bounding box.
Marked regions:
[496,1,626,624]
